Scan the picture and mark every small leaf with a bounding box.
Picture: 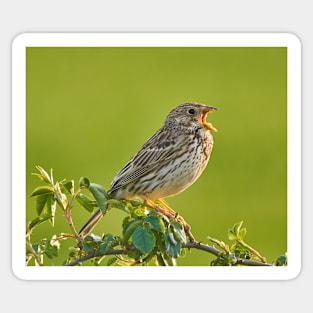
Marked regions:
[68,247,80,258]
[63,180,74,194]
[82,237,97,252]
[170,221,187,244]
[132,225,155,254]
[88,183,108,214]
[31,185,54,197]
[134,207,147,217]
[100,234,115,254]
[35,194,49,215]
[164,230,182,258]
[39,238,59,259]
[76,193,95,212]
[275,254,288,266]
[107,257,118,266]
[79,177,90,188]
[45,195,56,227]
[32,243,39,253]
[122,216,131,228]
[238,227,247,240]
[234,221,243,237]
[28,214,52,230]
[228,221,244,240]
[35,166,51,184]
[128,200,145,208]
[106,199,129,212]
[227,231,237,241]
[145,215,165,232]
[123,219,143,243]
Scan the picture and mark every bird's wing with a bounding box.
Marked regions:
[109,129,179,192]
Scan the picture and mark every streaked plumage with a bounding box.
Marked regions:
[79,102,217,237]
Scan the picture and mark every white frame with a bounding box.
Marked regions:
[12,33,301,280]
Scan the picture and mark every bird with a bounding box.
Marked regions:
[78,102,218,237]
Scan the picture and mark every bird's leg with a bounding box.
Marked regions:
[142,196,175,219]
[155,199,176,214]
[155,199,195,242]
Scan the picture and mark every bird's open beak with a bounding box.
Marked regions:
[201,106,218,132]
[205,106,218,113]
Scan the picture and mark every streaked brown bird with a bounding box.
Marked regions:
[79,102,218,237]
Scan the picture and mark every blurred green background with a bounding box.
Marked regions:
[26,47,287,265]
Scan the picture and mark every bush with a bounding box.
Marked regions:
[26,166,287,267]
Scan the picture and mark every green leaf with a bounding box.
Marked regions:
[275,254,288,266]
[88,183,109,214]
[145,215,165,232]
[75,193,95,212]
[227,231,237,241]
[228,221,244,240]
[227,221,247,241]
[45,195,56,226]
[122,216,131,228]
[31,185,54,197]
[39,238,59,259]
[107,257,118,266]
[82,237,98,252]
[132,225,155,254]
[100,234,115,254]
[35,194,49,215]
[79,177,90,188]
[106,199,129,212]
[234,221,243,236]
[35,166,52,184]
[123,219,143,243]
[128,200,145,208]
[164,230,182,258]
[133,207,147,217]
[238,227,247,240]
[63,180,74,194]
[28,214,52,230]
[170,221,187,244]
[154,230,166,254]
[68,247,80,258]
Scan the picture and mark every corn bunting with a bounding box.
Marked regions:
[79,102,217,237]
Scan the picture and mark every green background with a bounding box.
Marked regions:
[26,47,287,265]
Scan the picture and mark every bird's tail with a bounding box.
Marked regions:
[78,208,103,238]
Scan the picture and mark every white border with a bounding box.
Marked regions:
[12,33,301,280]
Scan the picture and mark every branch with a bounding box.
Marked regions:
[183,241,272,266]
[65,240,273,266]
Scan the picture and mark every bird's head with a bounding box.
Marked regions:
[164,102,218,131]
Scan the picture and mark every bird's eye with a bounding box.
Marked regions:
[188,108,195,115]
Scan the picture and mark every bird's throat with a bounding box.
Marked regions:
[204,122,217,132]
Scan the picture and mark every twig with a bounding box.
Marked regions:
[26,230,44,266]
[183,241,272,266]
[237,239,267,263]
[64,248,129,266]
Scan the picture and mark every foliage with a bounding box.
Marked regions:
[26,166,287,266]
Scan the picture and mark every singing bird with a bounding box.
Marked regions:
[79,102,217,237]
